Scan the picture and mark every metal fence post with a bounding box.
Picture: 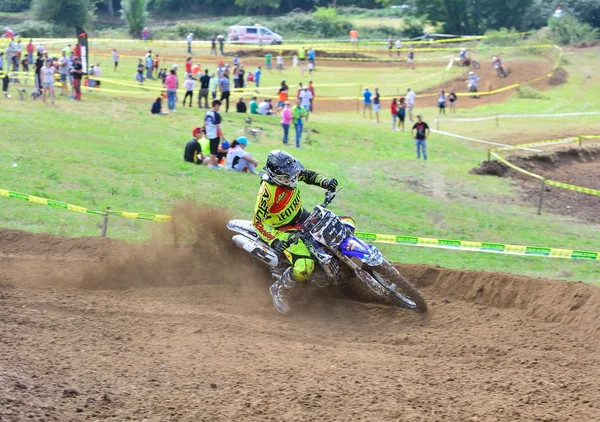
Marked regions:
[101,207,110,237]
[578,136,582,148]
[436,118,439,130]
[487,150,491,162]
[537,180,546,215]
[357,84,361,114]
[496,114,499,128]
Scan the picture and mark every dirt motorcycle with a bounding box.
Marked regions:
[227,190,428,313]
[454,57,481,69]
[494,62,508,78]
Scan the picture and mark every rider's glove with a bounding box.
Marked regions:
[321,178,338,192]
[271,239,289,253]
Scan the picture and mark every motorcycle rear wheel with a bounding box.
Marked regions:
[365,263,427,313]
[471,60,481,69]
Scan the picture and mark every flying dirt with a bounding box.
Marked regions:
[1,205,599,421]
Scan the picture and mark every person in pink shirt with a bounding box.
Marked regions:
[165,69,178,112]
[281,101,293,145]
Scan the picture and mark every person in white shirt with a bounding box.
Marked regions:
[406,87,416,122]
[299,87,313,109]
[111,49,119,71]
[183,74,196,107]
[186,33,193,54]
[395,39,402,57]
[292,54,298,68]
[276,55,284,74]
[258,99,271,115]
[41,60,56,104]
[226,137,258,174]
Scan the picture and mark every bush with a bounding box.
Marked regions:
[31,0,90,27]
[121,0,148,37]
[481,28,522,47]
[311,7,353,38]
[13,20,73,38]
[548,15,599,45]
[517,86,548,100]
[401,16,425,39]
[152,23,225,40]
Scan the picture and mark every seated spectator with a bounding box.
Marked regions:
[216,140,230,166]
[184,127,207,164]
[258,99,272,115]
[236,97,247,113]
[226,137,258,174]
[151,97,168,115]
[249,96,258,114]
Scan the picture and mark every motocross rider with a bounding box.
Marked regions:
[253,150,338,314]
[459,48,468,64]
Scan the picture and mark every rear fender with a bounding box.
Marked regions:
[227,219,258,239]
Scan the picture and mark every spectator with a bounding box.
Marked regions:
[226,137,258,174]
[186,32,193,54]
[0,52,3,73]
[145,52,153,79]
[277,80,288,112]
[391,98,398,131]
[198,69,210,108]
[298,47,306,76]
[276,54,283,73]
[184,127,207,164]
[111,48,119,71]
[397,97,407,132]
[411,115,430,160]
[258,98,271,115]
[373,87,381,123]
[210,35,217,55]
[217,35,225,54]
[183,74,195,107]
[299,87,313,121]
[151,97,168,115]
[254,66,261,88]
[232,65,240,88]
[406,87,416,122]
[438,89,446,115]
[209,73,218,100]
[2,73,8,98]
[34,53,44,91]
[159,68,167,85]
[136,59,145,84]
[184,57,192,78]
[236,97,247,113]
[388,37,393,57]
[41,59,56,105]
[363,87,373,119]
[308,81,315,112]
[165,69,178,112]
[265,52,272,70]
[238,65,245,89]
[249,96,259,114]
[205,100,224,169]
[292,54,298,68]
[308,47,316,69]
[153,54,160,78]
[15,39,22,61]
[395,39,402,57]
[281,101,292,145]
[27,39,34,65]
[308,60,314,74]
[408,47,414,63]
[292,98,308,148]
[141,27,149,42]
[233,54,240,66]
[219,72,231,112]
[448,89,457,114]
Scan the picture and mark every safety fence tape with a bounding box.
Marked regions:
[0,188,106,217]
[544,180,600,196]
[431,129,541,151]
[436,111,600,122]
[354,232,599,260]
[490,137,577,152]
[489,152,544,180]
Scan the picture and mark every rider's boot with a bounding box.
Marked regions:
[269,267,296,314]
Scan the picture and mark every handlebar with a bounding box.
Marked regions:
[321,187,342,208]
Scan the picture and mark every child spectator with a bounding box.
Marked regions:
[226,137,258,174]
[236,97,247,113]
[183,74,195,107]
[151,97,168,115]
[448,89,457,114]
[184,127,207,164]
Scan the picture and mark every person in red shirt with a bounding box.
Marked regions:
[153,54,160,78]
[308,80,315,112]
[26,39,34,64]
[390,98,398,131]
[185,57,192,76]
[74,43,81,59]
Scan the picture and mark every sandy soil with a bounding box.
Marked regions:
[1,206,599,421]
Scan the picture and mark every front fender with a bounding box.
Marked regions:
[340,236,384,267]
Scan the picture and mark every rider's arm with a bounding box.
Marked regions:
[253,182,278,245]
[299,169,326,187]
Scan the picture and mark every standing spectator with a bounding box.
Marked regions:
[184,57,192,78]
[397,97,407,132]
[218,35,225,55]
[391,98,398,131]
[219,72,231,112]
[299,87,313,120]
[408,47,414,64]
[297,82,303,99]
[183,74,195,107]
[186,32,193,54]
[277,80,288,111]
[233,54,240,66]
[363,87,373,119]
[292,54,298,68]
[210,35,217,55]
[388,37,393,57]
[254,66,261,88]
[36,43,44,56]
[395,39,402,57]
[307,47,316,70]
[226,138,258,173]
[238,65,245,89]
[276,54,284,74]
[111,48,119,71]
[15,39,22,61]
[153,54,160,78]
[292,98,308,148]
[151,97,168,115]
[308,81,315,112]
[58,50,70,96]
[165,69,178,112]
[448,89,457,114]
[205,100,224,169]
[41,60,56,105]
[64,44,72,57]
[141,27,149,42]
[349,29,359,46]
[145,53,153,79]
[209,72,218,100]
[0,52,3,73]
[26,39,34,65]
[249,96,258,114]
[411,115,430,160]
[437,89,447,115]
[136,59,145,84]
[373,87,381,123]
[94,62,102,87]
[265,52,272,70]
[21,57,29,84]
[297,47,306,76]
[406,87,416,122]
[281,101,292,145]
[34,53,44,91]
[236,97,247,113]
[198,69,210,108]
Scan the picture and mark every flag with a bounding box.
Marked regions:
[75,26,89,74]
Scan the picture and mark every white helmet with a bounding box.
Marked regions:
[461,48,466,52]
[492,56,497,61]
[469,71,474,75]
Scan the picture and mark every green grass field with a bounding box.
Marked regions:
[1,43,599,284]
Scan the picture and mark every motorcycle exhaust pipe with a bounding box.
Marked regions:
[232,235,280,267]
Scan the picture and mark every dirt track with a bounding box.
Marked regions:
[1,208,600,421]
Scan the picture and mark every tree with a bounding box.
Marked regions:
[31,0,89,27]
[121,0,147,36]
[235,0,281,13]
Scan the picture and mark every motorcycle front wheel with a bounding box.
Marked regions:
[471,60,481,69]
[365,262,428,313]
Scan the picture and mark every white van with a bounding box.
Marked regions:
[228,25,283,45]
